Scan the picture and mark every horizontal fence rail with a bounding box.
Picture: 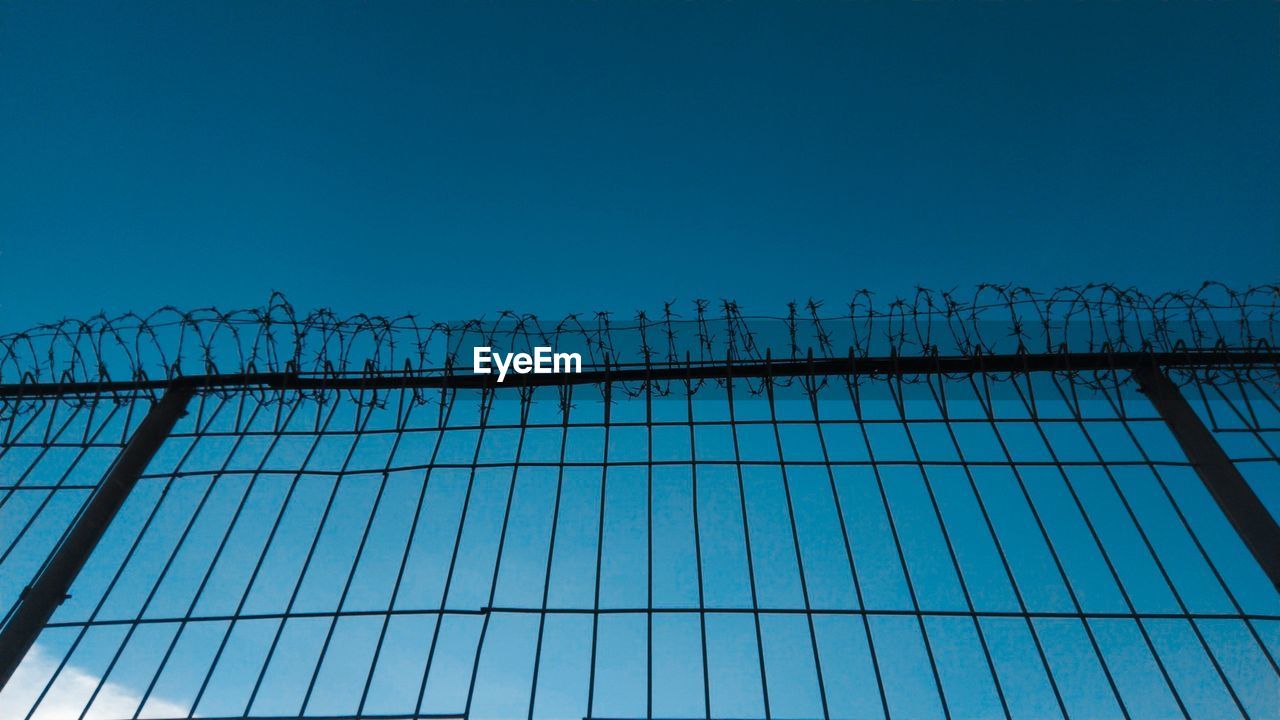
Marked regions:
[0,348,1277,399]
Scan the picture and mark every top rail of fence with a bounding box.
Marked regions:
[0,347,1276,399]
[0,284,1275,407]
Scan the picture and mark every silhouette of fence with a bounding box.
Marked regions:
[1,286,1278,719]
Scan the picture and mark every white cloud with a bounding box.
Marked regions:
[0,644,188,720]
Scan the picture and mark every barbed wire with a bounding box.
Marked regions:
[0,283,1275,411]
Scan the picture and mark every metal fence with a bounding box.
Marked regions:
[0,288,1278,719]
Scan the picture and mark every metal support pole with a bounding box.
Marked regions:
[0,384,195,691]
[1135,366,1280,590]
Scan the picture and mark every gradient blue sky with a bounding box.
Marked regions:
[2,1,1277,330]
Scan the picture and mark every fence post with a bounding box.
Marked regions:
[1135,366,1280,590]
[0,383,195,691]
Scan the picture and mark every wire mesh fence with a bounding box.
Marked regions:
[0,289,1278,719]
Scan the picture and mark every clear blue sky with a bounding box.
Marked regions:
[2,8,1280,713]
[1,1,1277,329]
